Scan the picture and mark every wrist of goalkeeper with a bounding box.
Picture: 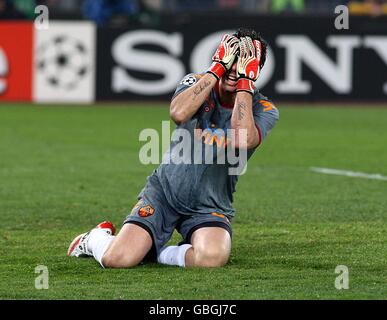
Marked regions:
[207,62,226,80]
[236,78,255,95]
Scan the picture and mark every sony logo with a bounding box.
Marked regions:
[111,30,387,96]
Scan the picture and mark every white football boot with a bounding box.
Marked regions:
[67,221,116,257]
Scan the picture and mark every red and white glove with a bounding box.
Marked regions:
[236,36,262,95]
[207,34,239,80]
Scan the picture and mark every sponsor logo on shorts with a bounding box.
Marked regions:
[138,205,155,218]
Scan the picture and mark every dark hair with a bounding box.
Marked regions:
[233,27,267,70]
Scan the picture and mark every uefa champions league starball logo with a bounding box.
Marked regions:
[180,75,197,86]
[36,35,90,90]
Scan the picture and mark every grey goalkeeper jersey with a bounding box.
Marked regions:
[144,73,279,218]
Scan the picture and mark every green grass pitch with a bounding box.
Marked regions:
[0,104,386,299]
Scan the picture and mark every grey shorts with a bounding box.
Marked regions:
[123,177,232,260]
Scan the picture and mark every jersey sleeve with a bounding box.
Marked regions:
[252,97,279,145]
[172,73,204,99]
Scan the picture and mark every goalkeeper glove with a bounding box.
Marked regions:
[236,36,262,95]
[207,34,239,80]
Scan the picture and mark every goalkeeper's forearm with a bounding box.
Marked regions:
[230,91,260,149]
[170,73,217,125]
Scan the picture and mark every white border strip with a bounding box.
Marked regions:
[310,167,387,181]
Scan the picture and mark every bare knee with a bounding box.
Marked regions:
[101,222,152,268]
[192,245,230,268]
[102,249,141,268]
[188,227,231,268]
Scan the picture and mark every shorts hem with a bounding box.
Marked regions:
[181,221,232,245]
[123,219,158,261]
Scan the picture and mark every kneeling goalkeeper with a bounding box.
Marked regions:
[67,28,279,268]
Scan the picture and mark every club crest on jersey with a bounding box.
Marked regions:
[138,205,155,218]
[181,75,197,86]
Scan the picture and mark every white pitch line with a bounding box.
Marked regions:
[310,167,387,181]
